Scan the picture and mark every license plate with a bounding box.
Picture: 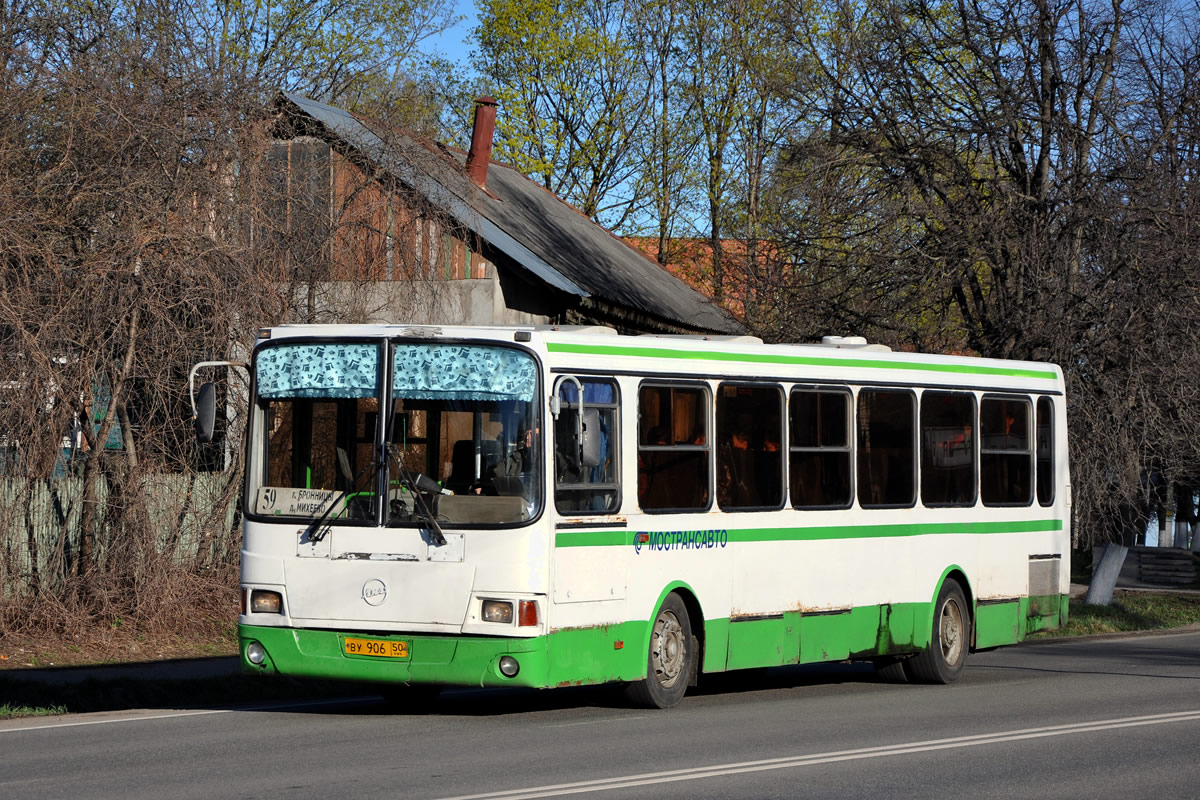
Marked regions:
[344,637,409,658]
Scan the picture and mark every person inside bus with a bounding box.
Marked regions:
[483,409,528,496]
[719,413,757,507]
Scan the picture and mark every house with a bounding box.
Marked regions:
[269,93,743,336]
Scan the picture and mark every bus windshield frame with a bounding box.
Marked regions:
[245,337,543,528]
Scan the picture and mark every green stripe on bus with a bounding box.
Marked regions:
[555,529,635,547]
[545,342,1059,381]
[555,519,1063,548]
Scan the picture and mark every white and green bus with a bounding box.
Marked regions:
[208,324,1069,708]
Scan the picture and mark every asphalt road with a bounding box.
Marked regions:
[4,631,1200,799]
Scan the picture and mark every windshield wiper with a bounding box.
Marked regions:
[386,443,449,546]
[305,447,376,543]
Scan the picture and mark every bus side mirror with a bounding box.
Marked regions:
[195,382,217,443]
[579,408,604,468]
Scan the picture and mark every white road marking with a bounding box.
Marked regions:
[0,708,233,732]
[434,709,1200,799]
[0,696,367,733]
[544,715,653,728]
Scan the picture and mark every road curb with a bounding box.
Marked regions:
[1,656,242,687]
[1021,622,1200,646]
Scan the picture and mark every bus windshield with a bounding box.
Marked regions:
[248,340,542,527]
[386,343,541,526]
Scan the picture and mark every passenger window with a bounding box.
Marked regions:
[554,379,620,514]
[981,396,1032,506]
[789,389,852,508]
[1036,396,1054,506]
[717,383,784,510]
[920,391,976,507]
[857,389,916,508]
[638,384,710,511]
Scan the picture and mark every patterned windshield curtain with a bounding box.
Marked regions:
[256,343,380,399]
[392,345,535,401]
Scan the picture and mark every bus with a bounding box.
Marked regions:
[197,324,1070,708]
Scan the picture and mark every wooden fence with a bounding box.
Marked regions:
[0,472,240,597]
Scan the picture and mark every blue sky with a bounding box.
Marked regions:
[428,0,480,68]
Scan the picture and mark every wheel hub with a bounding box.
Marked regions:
[652,611,685,685]
[940,599,964,665]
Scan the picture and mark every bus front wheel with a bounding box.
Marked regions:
[626,593,696,709]
[906,579,969,684]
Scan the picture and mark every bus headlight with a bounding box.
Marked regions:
[482,600,513,624]
[250,590,283,614]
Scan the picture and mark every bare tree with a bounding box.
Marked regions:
[0,0,468,637]
[764,0,1200,601]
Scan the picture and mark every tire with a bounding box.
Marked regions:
[625,593,696,709]
[905,579,969,684]
[873,656,910,683]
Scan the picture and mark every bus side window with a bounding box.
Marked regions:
[638,383,710,512]
[790,389,852,508]
[554,378,620,514]
[716,383,784,510]
[981,395,1033,506]
[856,389,916,508]
[919,391,976,507]
[1036,396,1054,506]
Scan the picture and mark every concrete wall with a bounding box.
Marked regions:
[298,274,555,327]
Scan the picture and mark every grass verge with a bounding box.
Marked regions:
[1040,590,1200,637]
[0,703,69,719]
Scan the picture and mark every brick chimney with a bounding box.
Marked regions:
[465,96,497,187]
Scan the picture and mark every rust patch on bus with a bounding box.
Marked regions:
[549,621,623,635]
[797,603,851,614]
[559,515,628,525]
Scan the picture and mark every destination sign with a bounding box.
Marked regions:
[256,486,339,517]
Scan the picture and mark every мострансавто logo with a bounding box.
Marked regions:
[634,529,728,554]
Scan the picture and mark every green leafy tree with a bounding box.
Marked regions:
[193,0,458,105]
[475,0,651,228]
[664,0,793,310]
[675,0,746,302]
[628,0,702,263]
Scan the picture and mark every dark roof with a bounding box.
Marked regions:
[278,93,742,335]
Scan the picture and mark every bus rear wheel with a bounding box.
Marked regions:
[873,656,910,682]
[626,593,696,709]
[906,579,969,684]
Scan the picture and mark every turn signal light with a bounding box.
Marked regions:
[518,600,539,627]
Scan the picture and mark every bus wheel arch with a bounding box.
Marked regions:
[673,587,704,686]
[926,567,975,643]
[942,568,976,651]
[626,588,702,708]
[906,573,971,684]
